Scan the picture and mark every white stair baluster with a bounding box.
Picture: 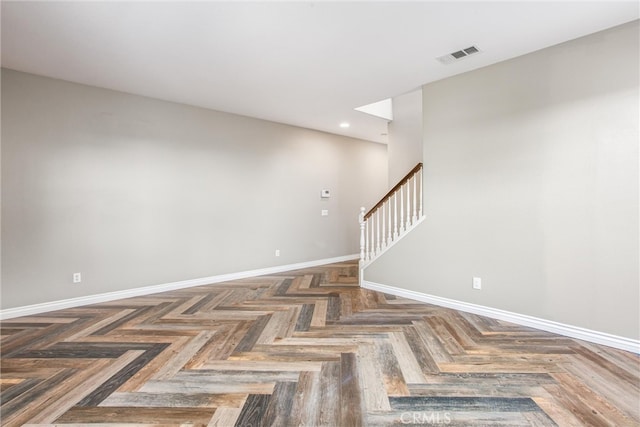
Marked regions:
[370,214,374,259]
[405,179,411,230]
[364,218,369,261]
[387,198,392,245]
[381,203,386,248]
[359,207,365,262]
[412,174,418,223]
[376,209,381,254]
[418,167,423,218]
[400,186,405,233]
[370,213,375,259]
[370,213,374,257]
[393,192,399,239]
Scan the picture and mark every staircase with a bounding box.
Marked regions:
[359,162,425,271]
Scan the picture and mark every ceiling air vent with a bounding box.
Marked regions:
[437,45,481,65]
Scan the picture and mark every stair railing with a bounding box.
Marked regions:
[359,163,423,265]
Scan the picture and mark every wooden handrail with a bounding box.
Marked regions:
[364,162,422,220]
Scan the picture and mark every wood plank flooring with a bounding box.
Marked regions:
[1,260,638,426]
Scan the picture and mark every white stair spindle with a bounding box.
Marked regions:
[381,203,386,248]
[370,213,374,258]
[412,174,418,223]
[418,167,423,218]
[364,218,369,261]
[376,209,381,254]
[400,186,405,233]
[393,192,399,239]
[405,179,411,230]
[359,207,365,262]
[368,214,372,257]
[387,197,392,245]
[370,213,374,257]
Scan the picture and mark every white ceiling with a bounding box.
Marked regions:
[2,1,638,143]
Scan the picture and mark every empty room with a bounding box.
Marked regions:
[1,1,638,426]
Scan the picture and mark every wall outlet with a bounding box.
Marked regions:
[275,249,280,257]
[472,277,482,290]
[321,209,329,216]
[73,272,82,284]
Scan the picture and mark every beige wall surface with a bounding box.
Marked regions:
[387,89,422,187]
[1,69,387,309]
[365,21,639,339]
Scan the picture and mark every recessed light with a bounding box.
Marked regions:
[339,122,350,128]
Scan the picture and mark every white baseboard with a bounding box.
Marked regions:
[0,254,359,320]
[362,280,640,354]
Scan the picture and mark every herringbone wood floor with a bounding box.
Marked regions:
[1,260,638,426]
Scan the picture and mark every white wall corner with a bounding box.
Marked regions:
[0,254,359,320]
[361,280,640,354]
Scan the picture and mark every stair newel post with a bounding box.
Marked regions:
[393,192,399,239]
[359,207,366,262]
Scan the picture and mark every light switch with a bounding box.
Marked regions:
[321,189,330,198]
[321,209,329,216]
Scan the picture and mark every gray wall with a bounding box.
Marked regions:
[387,89,422,186]
[1,69,388,309]
[365,21,639,340]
